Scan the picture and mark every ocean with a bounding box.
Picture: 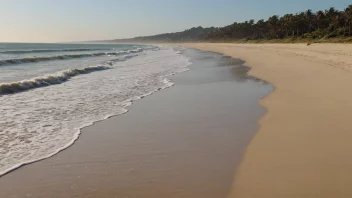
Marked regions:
[0,43,190,176]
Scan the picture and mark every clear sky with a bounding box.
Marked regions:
[0,0,350,43]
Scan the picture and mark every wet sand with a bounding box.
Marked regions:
[0,49,272,198]
[180,43,352,198]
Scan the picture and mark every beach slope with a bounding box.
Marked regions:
[180,43,352,198]
[0,48,270,198]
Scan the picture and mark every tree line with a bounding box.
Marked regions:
[205,5,352,41]
[115,5,352,43]
[114,27,216,43]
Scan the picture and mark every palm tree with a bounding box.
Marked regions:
[286,14,295,36]
[325,7,338,30]
[268,15,279,38]
[344,5,352,36]
[255,19,266,38]
[295,12,306,36]
[305,9,315,32]
[316,10,326,29]
[332,12,344,31]
[281,14,291,37]
[203,4,352,41]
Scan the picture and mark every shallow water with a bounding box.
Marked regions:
[0,48,273,198]
[0,43,190,176]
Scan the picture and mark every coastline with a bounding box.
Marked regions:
[179,43,352,198]
[0,48,271,198]
[0,47,189,177]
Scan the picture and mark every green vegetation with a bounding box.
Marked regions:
[114,26,217,43]
[205,5,352,43]
[115,5,352,43]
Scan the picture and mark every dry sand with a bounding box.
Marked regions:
[180,43,352,198]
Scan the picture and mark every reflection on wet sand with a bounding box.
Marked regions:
[0,48,273,198]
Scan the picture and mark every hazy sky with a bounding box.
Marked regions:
[0,0,350,43]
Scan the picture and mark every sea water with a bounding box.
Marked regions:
[0,43,190,176]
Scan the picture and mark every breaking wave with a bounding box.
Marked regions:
[0,47,191,177]
[0,48,143,66]
[0,65,111,95]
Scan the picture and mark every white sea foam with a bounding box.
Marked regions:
[0,53,141,95]
[0,65,111,95]
[0,47,190,176]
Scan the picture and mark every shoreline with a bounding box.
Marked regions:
[0,47,189,177]
[0,48,271,198]
[180,43,352,198]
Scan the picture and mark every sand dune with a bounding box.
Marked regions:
[181,43,352,198]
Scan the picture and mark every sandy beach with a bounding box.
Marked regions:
[2,1,352,197]
[0,48,271,198]
[181,43,352,198]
